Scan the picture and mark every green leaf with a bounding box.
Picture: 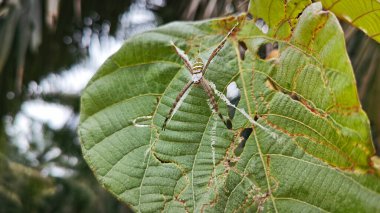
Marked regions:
[318,0,380,43]
[79,2,380,212]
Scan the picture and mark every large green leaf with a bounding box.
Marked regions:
[319,0,380,43]
[78,1,380,212]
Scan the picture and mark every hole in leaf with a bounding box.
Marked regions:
[257,42,279,60]
[226,120,232,129]
[226,82,241,120]
[238,40,247,60]
[234,128,253,156]
[257,44,267,59]
[246,13,253,20]
[254,114,259,121]
[255,18,269,34]
[240,128,253,148]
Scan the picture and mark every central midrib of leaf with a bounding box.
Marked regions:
[233,41,278,210]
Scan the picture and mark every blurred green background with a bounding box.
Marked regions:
[0,0,378,212]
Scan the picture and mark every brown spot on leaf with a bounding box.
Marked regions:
[257,42,279,60]
[238,40,247,60]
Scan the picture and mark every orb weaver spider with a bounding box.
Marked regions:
[162,23,238,130]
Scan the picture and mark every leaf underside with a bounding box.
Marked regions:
[79,1,380,212]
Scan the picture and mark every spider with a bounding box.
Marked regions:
[162,23,238,130]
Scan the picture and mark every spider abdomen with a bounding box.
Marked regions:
[192,57,204,83]
[192,72,203,83]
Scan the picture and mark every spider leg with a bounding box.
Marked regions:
[170,41,193,73]
[200,78,232,129]
[202,23,238,74]
[162,80,194,130]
